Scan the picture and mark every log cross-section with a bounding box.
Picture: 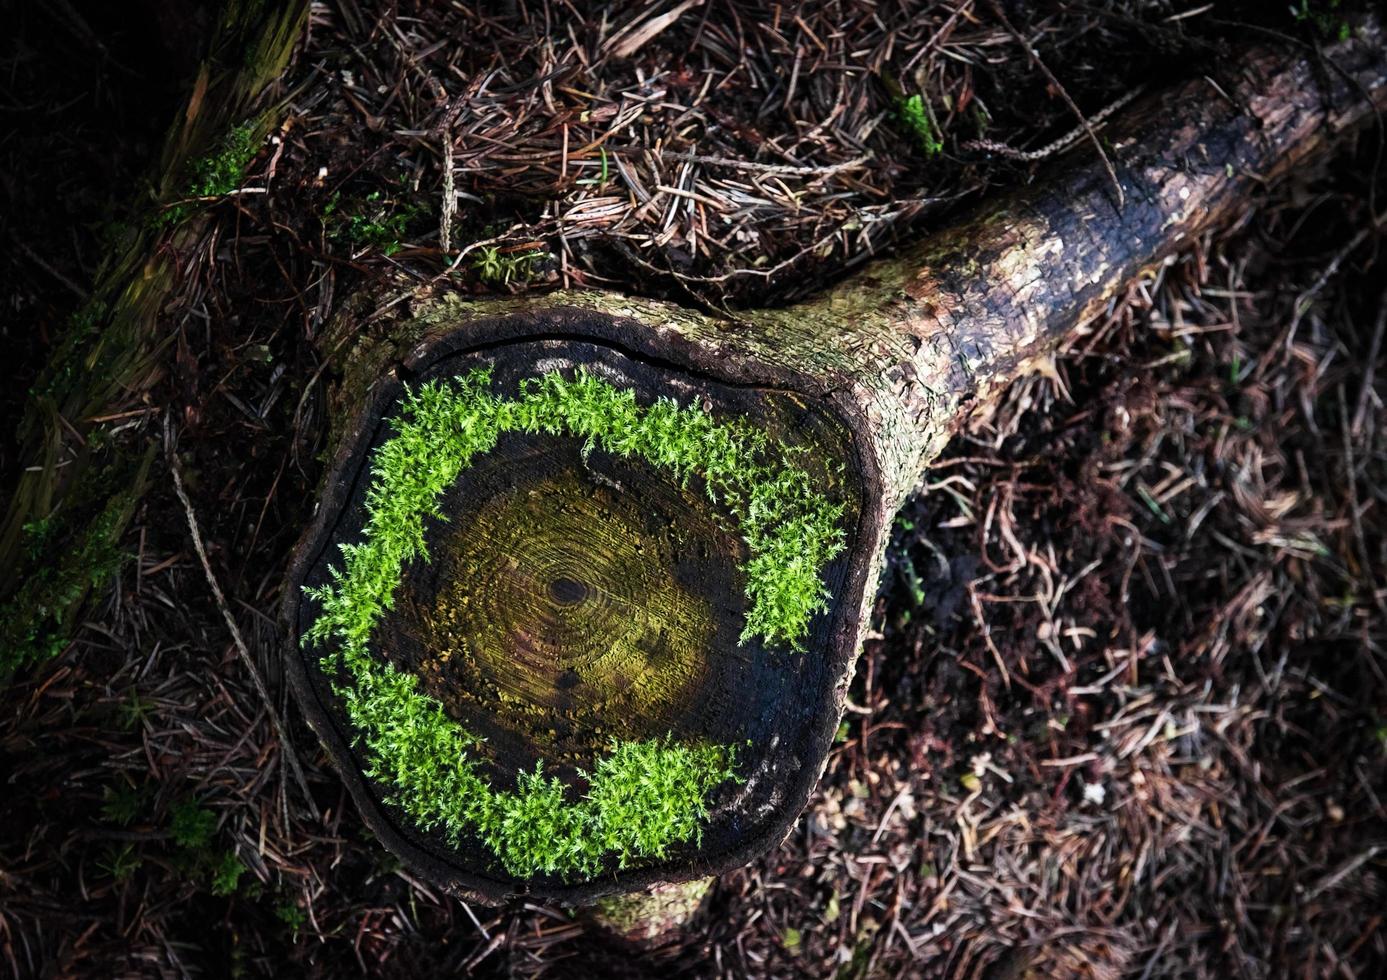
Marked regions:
[283,24,1387,904]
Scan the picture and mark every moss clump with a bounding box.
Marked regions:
[0,451,151,680]
[170,801,218,850]
[162,122,262,225]
[1294,0,1350,40]
[896,93,944,158]
[187,122,260,199]
[30,300,109,401]
[323,188,428,257]
[209,850,247,896]
[304,368,845,878]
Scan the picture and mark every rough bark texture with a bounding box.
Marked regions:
[285,25,1387,907]
[588,878,714,943]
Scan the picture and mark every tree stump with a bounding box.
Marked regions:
[282,25,1387,905]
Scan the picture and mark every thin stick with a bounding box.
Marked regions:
[1352,288,1387,437]
[658,150,871,176]
[987,0,1124,207]
[962,86,1145,163]
[440,130,455,255]
[166,418,319,820]
[1304,843,1385,900]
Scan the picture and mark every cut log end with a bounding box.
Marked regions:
[284,312,879,902]
[392,438,743,767]
[279,20,1387,908]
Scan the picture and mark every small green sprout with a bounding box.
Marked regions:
[101,782,145,826]
[471,245,546,286]
[98,843,141,882]
[117,691,155,731]
[276,901,308,938]
[575,146,611,188]
[824,891,841,923]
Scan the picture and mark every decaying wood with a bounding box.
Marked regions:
[282,23,1387,907]
[587,877,714,943]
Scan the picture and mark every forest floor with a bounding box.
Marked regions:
[1,2,1384,978]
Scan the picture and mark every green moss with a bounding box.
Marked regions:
[896,93,943,158]
[303,368,846,878]
[323,188,428,256]
[188,123,260,198]
[275,900,308,938]
[210,850,247,896]
[0,451,152,679]
[1293,0,1350,40]
[166,800,251,895]
[162,122,262,225]
[170,802,218,850]
[31,300,109,401]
